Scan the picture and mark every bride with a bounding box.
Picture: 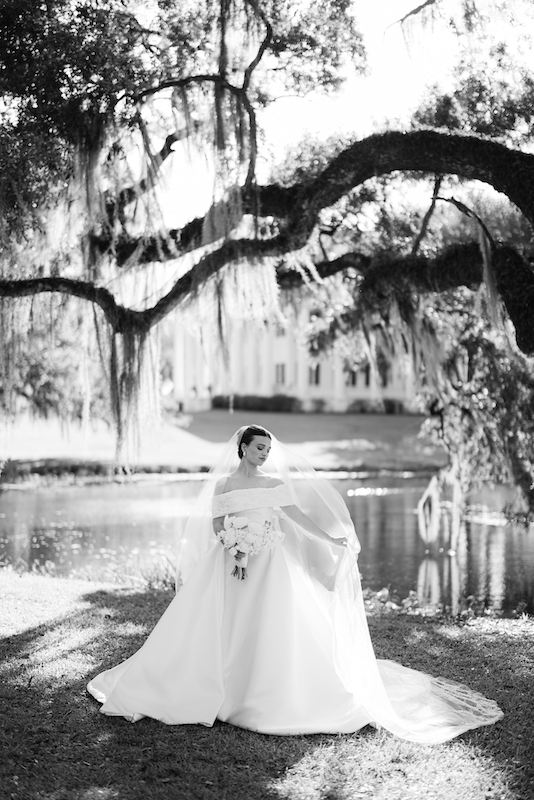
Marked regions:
[87,424,503,743]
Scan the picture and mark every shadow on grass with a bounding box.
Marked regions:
[368,612,534,798]
[1,585,532,800]
[1,586,374,800]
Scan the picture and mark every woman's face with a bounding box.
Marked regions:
[242,435,271,466]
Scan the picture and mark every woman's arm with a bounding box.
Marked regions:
[282,505,347,548]
[213,515,225,535]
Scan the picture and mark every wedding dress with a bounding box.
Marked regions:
[87,430,503,743]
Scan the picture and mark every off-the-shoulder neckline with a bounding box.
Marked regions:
[217,484,285,497]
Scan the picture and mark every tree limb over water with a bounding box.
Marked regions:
[9,130,532,349]
[94,130,534,265]
[4,237,532,355]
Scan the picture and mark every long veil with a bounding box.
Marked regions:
[176,425,359,586]
[177,425,503,744]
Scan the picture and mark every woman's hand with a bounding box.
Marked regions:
[231,551,248,580]
[282,505,350,550]
[331,536,348,549]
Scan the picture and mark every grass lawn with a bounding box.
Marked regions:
[186,410,428,445]
[1,571,533,800]
[2,410,447,477]
[187,410,448,471]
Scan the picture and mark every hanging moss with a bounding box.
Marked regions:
[492,246,534,355]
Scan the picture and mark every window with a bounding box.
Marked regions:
[364,365,371,387]
[376,353,390,388]
[346,369,357,387]
[308,364,321,386]
[275,363,286,386]
[275,324,286,337]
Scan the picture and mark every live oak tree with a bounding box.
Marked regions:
[285,1,534,515]
[301,177,534,517]
[1,0,534,477]
[0,0,366,450]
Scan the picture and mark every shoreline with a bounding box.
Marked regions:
[0,457,442,490]
[1,410,448,486]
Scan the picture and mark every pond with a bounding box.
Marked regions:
[1,475,533,615]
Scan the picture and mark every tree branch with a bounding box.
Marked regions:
[95,182,301,264]
[105,125,200,224]
[436,195,496,248]
[6,131,534,352]
[310,242,534,355]
[357,242,485,304]
[412,175,442,255]
[296,131,534,242]
[97,130,534,265]
[394,0,440,27]
[4,239,534,354]
[134,71,259,190]
[0,237,288,334]
[242,0,274,89]
[142,236,288,328]
[135,73,241,102]
[0,277,146,334]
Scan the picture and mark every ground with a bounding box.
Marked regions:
[1,571,533,800]
[1,415,533,800]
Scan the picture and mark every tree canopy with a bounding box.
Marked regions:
[1,0,534,469]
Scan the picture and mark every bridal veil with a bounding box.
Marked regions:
[176,425,502,743]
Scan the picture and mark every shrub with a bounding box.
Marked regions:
[346,399,385,413]
[383,399,405,414]
[211,394,302,412]
[310,399,326,413]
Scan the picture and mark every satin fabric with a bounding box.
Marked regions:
[88,498,503,741]
[88,505,372,733]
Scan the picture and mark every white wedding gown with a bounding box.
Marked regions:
[88,486,503,742]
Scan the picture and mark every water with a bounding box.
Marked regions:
[344,478,534,615]
[1,476,533,614]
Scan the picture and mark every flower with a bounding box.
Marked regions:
[226,516,249,530]
[218,515,279,580]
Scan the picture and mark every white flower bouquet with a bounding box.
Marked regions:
[218,515,282,579]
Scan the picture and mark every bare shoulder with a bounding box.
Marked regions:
[216,474,284,493]
[261,477,284,488]
[214,477,229,495]
[217,472,247,493]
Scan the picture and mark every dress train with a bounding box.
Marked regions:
[88,503,502,743]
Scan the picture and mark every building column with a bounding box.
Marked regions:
[331,355,346,412]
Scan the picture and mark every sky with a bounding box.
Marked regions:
[259,0,459,166]
[132,0,534,231]
[164,0,461,225]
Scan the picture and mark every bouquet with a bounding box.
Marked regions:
[218,515,282,580]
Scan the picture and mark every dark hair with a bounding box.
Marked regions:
[238,425,271,459]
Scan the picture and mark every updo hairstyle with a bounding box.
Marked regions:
[238,425,271,459]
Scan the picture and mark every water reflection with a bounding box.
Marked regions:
[0,477,533,613]
[337,478,533,615]
[0,481,200,582]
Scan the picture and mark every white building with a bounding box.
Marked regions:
[172,303,418,414]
